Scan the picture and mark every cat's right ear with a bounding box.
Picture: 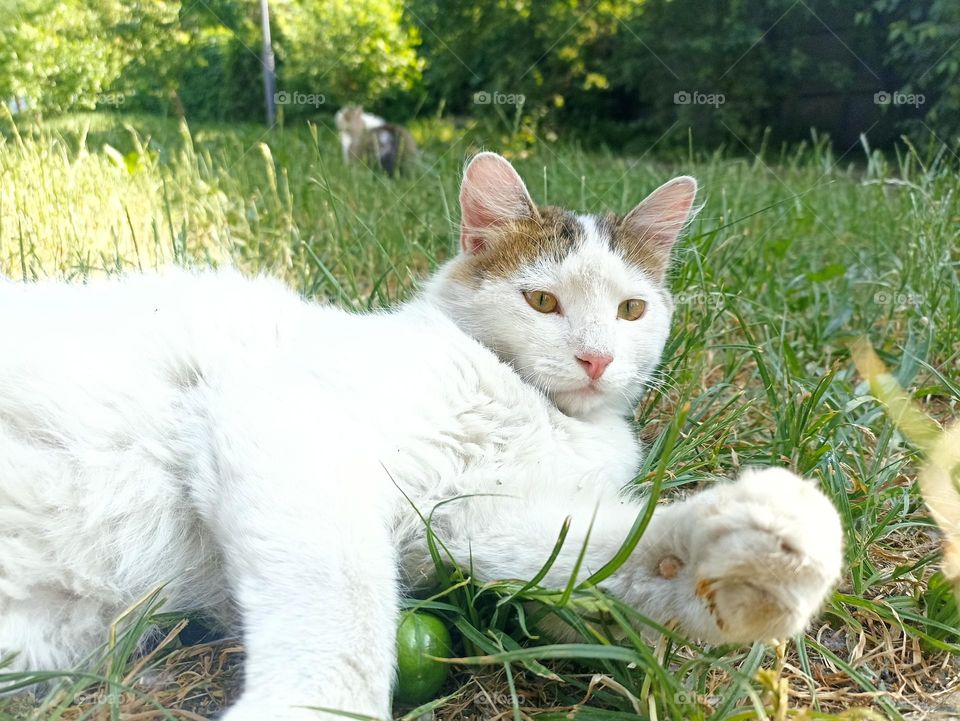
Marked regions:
[618,176,699,280]
[459,152,539,254]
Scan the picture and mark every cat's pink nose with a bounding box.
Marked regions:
[576,353,613,381]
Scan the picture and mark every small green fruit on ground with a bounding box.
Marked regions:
[394,612,453,705]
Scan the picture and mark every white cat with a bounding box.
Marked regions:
[0,153,843,720]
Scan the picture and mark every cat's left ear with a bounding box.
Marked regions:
[618,176,699,279]
[459,152,539,254]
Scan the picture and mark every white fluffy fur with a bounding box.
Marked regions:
[0,154,843,720]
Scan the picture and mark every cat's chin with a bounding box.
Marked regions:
[551,386,622,418]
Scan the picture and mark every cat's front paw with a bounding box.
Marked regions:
[684,467,843,644]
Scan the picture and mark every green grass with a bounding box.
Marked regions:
[1,110,958,721]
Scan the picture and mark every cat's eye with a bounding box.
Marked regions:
[617,298,646,321]
[523,290,559,314]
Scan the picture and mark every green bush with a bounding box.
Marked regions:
[407,1,635,129]
[606,0,891,149]
[3,0,957,149]
[865,0,960,143]
[273,0,423,116]
[174,28,264,122]
[0,0,129,112]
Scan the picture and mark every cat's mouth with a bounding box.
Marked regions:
[550,377,604,397]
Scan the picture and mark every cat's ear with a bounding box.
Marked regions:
[459,152,539,254]
[619,176,699,279]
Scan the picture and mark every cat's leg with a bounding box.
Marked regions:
[607,467,844,642]
[212,483,398,721]
[379,148,396,177]
[433,467,842,644]
[197,397,398,721]
[0,593,111,678]
[218,522,398,721]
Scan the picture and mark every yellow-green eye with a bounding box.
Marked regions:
[523,290,559,313]
[617,298,646,321]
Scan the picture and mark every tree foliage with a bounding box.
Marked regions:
[1,0,956,146]
[274,0,423,106]
[865,0,960,141]
[2,0,120,111]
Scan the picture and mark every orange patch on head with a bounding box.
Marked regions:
[452,207,582,284]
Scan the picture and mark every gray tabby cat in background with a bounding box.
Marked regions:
[334,105,418,176]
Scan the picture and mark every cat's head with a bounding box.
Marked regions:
[426,152,699,418]
[335,105,364,131]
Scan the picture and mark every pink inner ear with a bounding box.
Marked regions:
[459,192,501,253]
[459,153,535,254]
[623,177,698,252]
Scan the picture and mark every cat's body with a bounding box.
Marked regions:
[0,154,843,721]
[334,106,384,164]
[335,105,417,176]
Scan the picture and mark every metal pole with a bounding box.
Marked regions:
[260,0,276,125]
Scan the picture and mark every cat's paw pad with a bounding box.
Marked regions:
[687,468,843,643]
